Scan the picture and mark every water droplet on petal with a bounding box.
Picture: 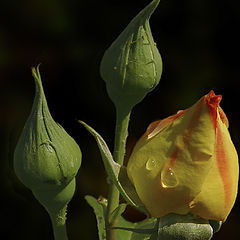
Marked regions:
[145,158,156,171]
[161,167,178,188]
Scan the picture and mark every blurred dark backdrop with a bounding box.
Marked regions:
[0,0,240,239]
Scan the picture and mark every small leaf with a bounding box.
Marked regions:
[85,195,106,240]
[79,121,138,207]
[116,217,157,240]
[131,218,157,240]
[116,216,135,240]
[114,227,154,235]
[109,203,127,225]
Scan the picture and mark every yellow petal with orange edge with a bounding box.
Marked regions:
[190,109,239,221]
[127,93,217,217]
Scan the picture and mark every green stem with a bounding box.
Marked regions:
[106,107,131,240]
[49,206,68,240]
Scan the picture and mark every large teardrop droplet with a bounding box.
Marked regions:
[161,167,178,188]
[145,158,156,171]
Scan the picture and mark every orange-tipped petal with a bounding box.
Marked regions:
[191,109,238,221]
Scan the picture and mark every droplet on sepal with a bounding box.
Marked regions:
[161,167,178,188]
[145,158,156,170]
[40,142,54,153]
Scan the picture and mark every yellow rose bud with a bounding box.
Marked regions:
[127,90,238,221]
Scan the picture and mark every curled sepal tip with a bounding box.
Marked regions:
[100,0,162,111]
[14,66,82,215]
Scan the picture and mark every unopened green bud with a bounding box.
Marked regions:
[14,66,82,215]
[100,0,162,111]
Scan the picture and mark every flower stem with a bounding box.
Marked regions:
[49,206,68,240]
[106,107,131,240]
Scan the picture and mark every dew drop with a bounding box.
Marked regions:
[161,167,178,188]
[40,142,53,153]
[46,144,53,153]
[145,158,156,171]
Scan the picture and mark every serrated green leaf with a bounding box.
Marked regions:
[79,121,140,208]
[85,195,106,240]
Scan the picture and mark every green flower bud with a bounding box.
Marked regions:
[14,66,82,215]
[100,0,162,111]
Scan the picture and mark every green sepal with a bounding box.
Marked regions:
[209,220,222,233]
[100,0,162,111]
[158,213,213,240]
[85,195,107,240]
[79,120,146,212]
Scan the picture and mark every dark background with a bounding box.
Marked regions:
[0,0,239,239]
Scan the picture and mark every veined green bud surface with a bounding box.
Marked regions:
[100,0,162,111]
[14,66,82,213]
